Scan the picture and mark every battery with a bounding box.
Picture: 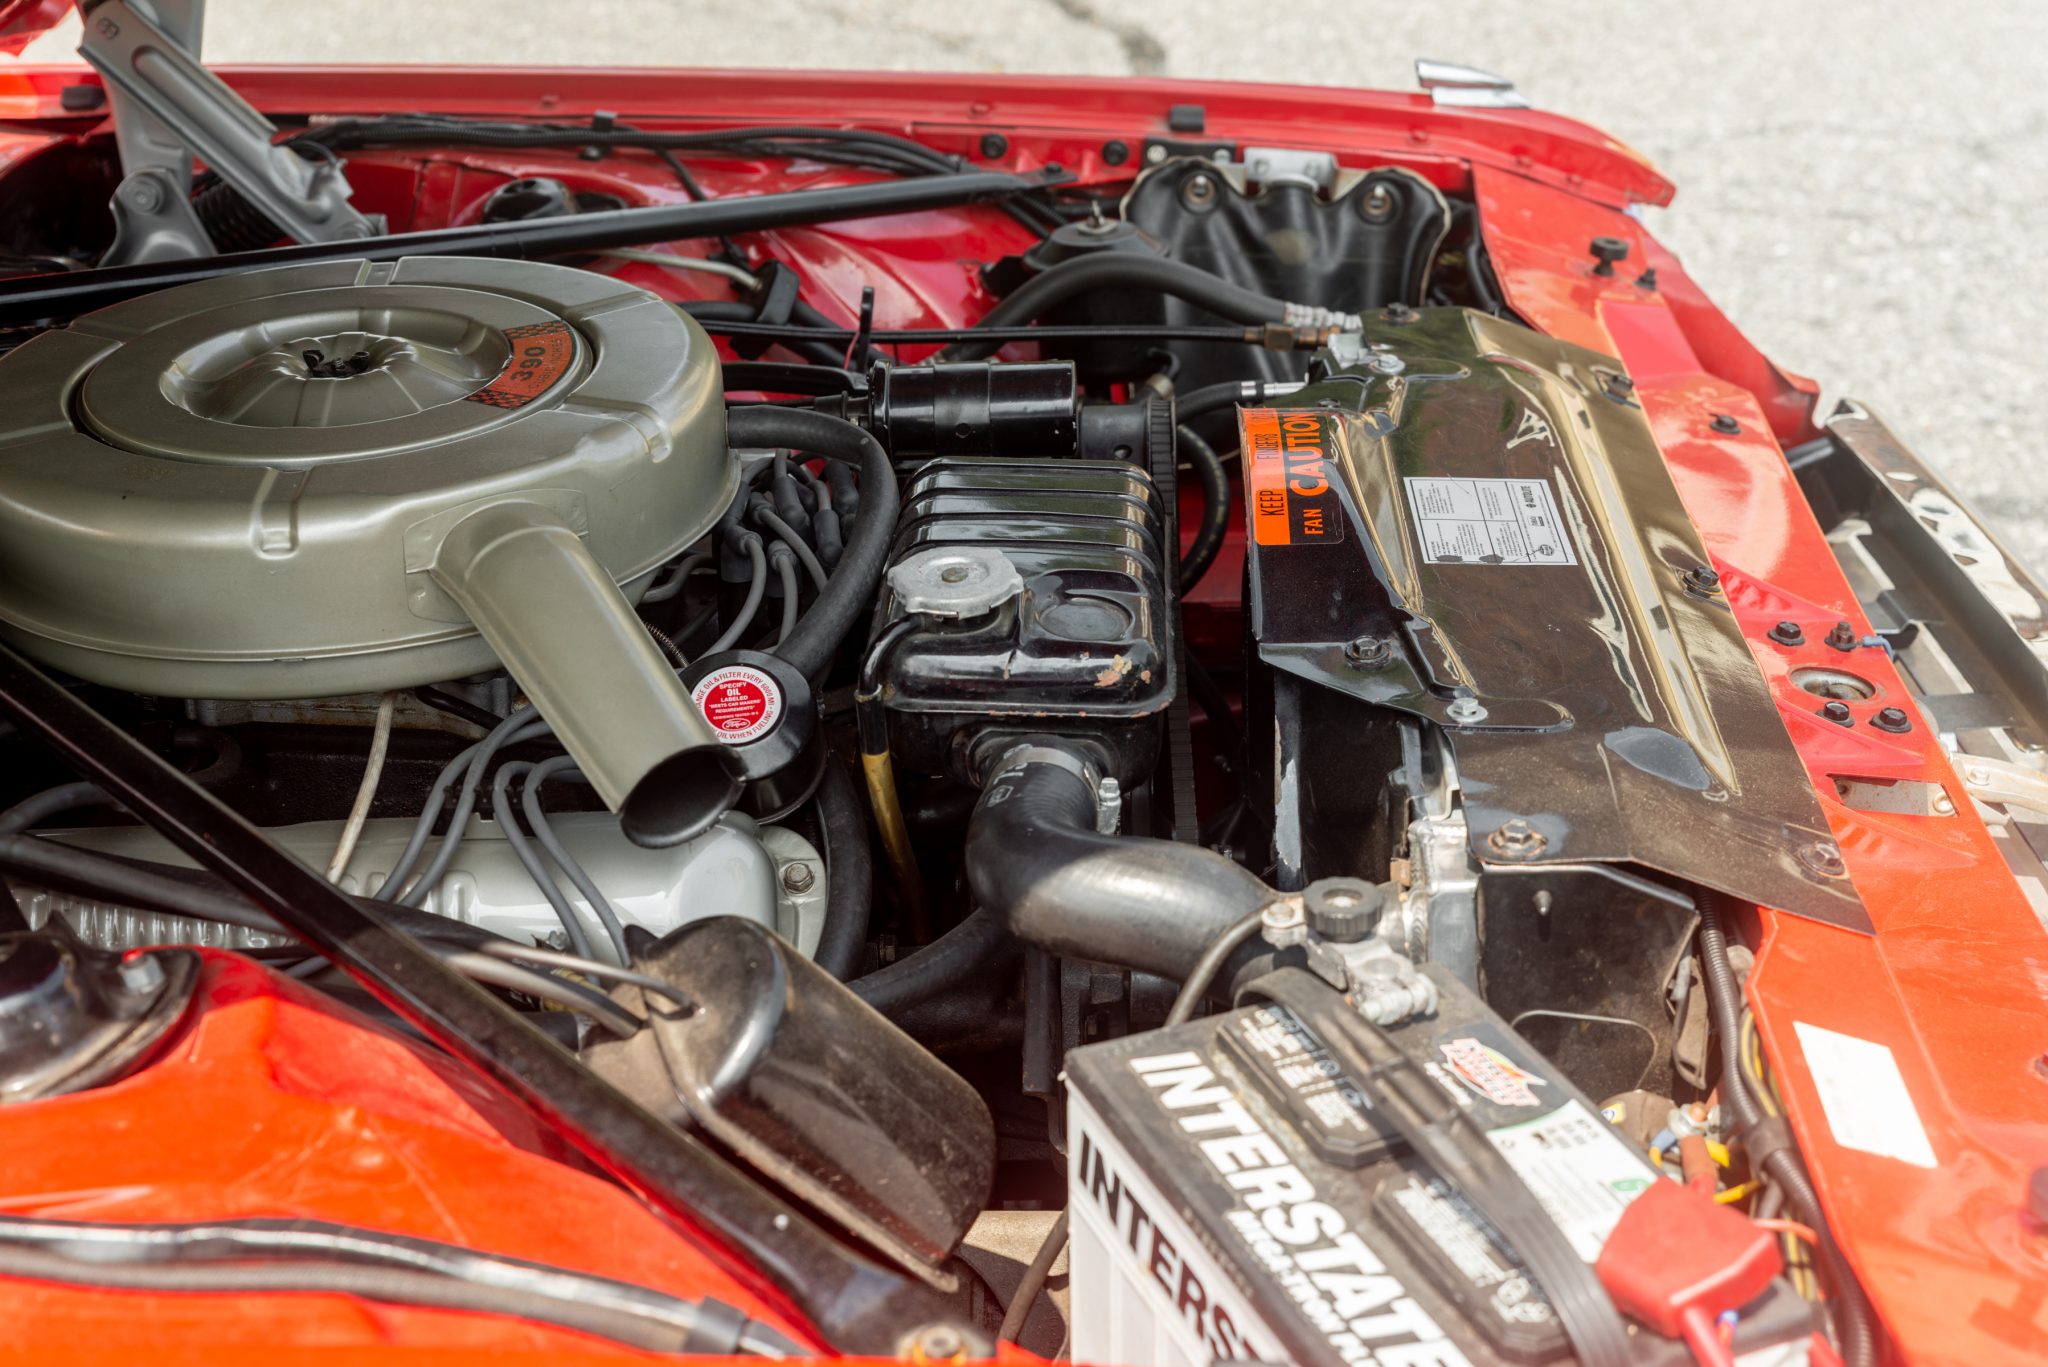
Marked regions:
[1064,965,1816,1366]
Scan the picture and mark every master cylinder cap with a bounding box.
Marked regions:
[0,256,743,843]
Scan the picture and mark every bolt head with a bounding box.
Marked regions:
[1359,183,1397,224]
[1797,841,1848,878]
[1682,564,1722,595]
[1711,414,1742,434]
[1101,139,1130,166]
[780,863,817,894]
[1180,174,1218,209]
[1768,620,1804,646]
[1820,700,1854,725]
[117,953,166,996]
[1872,706,1912,734]
[978,132,1008,159]
[125,178,165,213]
[1826,621,1860,651]
[1384,302,1419,324]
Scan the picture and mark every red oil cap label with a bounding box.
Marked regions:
[692,665,782,745]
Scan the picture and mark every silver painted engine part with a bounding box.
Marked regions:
[17,813,826,964]
[0,256,739,824]
[80,0,378,264]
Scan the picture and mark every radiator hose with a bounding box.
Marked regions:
[963,742,1275,982]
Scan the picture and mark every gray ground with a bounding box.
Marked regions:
[24,2,2048,567]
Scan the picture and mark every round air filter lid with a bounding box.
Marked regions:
[0,256,735,699]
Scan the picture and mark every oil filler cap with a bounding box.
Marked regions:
[679,650,824,823]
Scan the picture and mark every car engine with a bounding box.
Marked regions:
[9,47,2025,1367]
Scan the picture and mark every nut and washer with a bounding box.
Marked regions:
[1260,898,1309,948]
[1344,636,1392,667]
[1445,696,1488,725]
[1487,818,1548,859]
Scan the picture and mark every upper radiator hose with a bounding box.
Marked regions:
[964,742,1276,981]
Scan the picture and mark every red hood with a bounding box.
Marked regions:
[0,0,64,55]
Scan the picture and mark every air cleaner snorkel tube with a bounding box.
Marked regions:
[429,501,743,847]
[964,740,1277,983]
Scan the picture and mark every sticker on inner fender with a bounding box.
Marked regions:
[467,321,576,408]
[1239,408,1346,546]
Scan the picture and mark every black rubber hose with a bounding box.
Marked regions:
[725,406,896,681]
[1177,423,1230,593]
[810,758,872,981]
[936,255,1298,363]
[849,907,1009,1018]
[1699,903,1881,1367]
[964,748,1274,982]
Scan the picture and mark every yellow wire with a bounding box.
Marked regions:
[1714,1180,1762,1205]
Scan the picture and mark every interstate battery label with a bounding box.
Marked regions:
[468,321,576,408]
[1240,408,1346,547]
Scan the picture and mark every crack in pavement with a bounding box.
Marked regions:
[1043,0,1166,75]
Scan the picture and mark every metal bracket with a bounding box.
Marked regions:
[105,165,215,264]
[1415,58,1531,109]
[80,0,377,265]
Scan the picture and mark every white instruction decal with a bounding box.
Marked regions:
[1405,476,1576,566]
[1484,1101,1655,1262]
[1792,1023,1937,1169]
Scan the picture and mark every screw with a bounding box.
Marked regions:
[1589,236,1631,276]
[979,132,1008,159]
[1768,620,1804,647]
[1488,818,1548,859]
[1711,414,1742,434]
[1101,138,1130,166]
[1180,173,1218,209]
[1359,182,1396,224]
[1344,636,1391,667]
[780,863,817,894]
[1605,372,1636,400]
[1872,706,1912,733]
[1446,696,1488,725]
[1682,564,1721,596]
[1819,700,1854,727]
[1797,841,1848,878]
[1826,620,1859,651]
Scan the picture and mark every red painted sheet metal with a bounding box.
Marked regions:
[0,952,816,1363]
[0,59,1672,210]
[1479,163,2048,1365]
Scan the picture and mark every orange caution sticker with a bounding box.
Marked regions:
[1239,407,1345,547]
[467,321,576,408]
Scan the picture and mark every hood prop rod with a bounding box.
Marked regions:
[0,166,1066,325]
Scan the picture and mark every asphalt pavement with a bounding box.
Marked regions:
[21,2,2048,568]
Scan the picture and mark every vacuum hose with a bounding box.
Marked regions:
[936,255,1357,364]
[963,743,1275,981]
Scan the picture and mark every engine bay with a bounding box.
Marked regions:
[5,35,2048,1367]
